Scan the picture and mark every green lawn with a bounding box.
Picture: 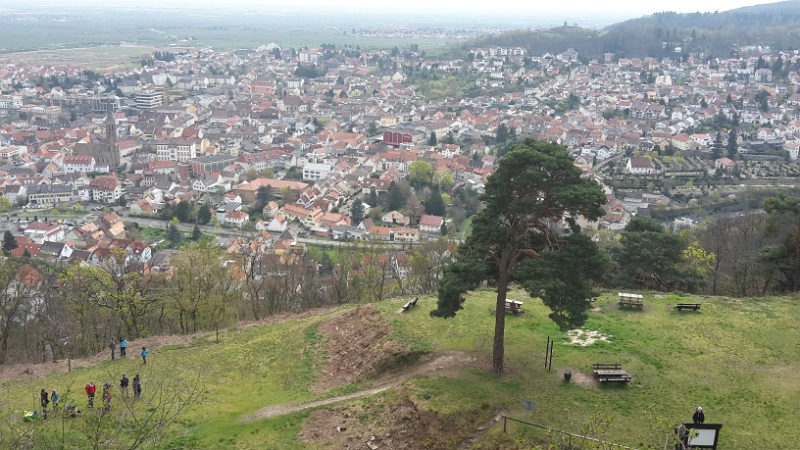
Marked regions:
[373,290,800,449]
[2,290,798,449]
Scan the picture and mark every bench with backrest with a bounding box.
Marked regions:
[675,303,701,311]
[402,297,419,311]
[597,374,632,383]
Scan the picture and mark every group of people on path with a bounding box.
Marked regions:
[109,338,148,365]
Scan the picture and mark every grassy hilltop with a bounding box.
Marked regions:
[1,289,798,449]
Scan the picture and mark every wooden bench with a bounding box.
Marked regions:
[592,363,622,371]
[402,297,418,311]
[618,300,644,308]
[598,375,632,383]
[675,303,701,311]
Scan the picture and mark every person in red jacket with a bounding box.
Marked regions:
[85,381,96,408]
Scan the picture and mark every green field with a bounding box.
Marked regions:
[0,19,456,69]
[1,289,797,449]
[0,46,164,70]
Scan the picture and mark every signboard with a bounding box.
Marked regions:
[682,424,722,449]
[522,400,536,411]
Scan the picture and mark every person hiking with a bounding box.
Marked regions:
[141,346,148,364]
[102,383,112,412]
[132,374,142,398]
[120,374,129,398]
[693,406,705,424]
[119,338,128,357]
[85,381,96,408]
[109,340,116,361]
[40,389,49,411]
[51,389,59,413]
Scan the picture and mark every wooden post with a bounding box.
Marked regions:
[503,416,507,433]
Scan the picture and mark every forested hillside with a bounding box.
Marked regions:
[472,2,800,59]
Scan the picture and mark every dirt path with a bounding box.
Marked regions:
[0,306,341,384]
[240,385,394,422]
[240,351,484,423]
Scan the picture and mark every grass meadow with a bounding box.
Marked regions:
[0,289,797,448]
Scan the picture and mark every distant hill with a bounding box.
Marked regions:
[473,1,800,60]
[616,1,800,29]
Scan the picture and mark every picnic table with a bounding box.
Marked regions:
[592,363,632,383]
[505,299,524,315]
[617,292,644,308]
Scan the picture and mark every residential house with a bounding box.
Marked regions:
[223,210,250,228]
[63,155,96,174]
[626,157,656,175]
[419,215,444,234]
[86,176,123,203]
[393,227,419,242]
[39,241,73,261]
[24,222,64,244]
[382,211,410,226]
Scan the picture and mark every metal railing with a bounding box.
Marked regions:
[501,415,638,450]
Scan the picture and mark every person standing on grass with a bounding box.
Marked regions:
[102,383,112,412]
[132,374,142,398]
[120,374,129,398]
[109,340,116,361]
[693,406,705,424]
[40,389,49,411]
[51,389,59,413]
[141,346,148,364]
[119,338,128,357]
[85,381,96,408]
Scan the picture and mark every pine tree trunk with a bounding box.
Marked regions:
[492,271,509,373]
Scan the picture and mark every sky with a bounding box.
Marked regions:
[0,0,789,14]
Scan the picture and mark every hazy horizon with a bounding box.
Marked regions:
[0,0,793,18]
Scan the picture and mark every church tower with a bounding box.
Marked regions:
[106,101,119,170]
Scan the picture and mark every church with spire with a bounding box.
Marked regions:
[73,100,121,172]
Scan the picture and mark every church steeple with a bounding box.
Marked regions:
[106,100,119,170]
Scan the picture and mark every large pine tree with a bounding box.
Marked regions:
[431,139,607,373]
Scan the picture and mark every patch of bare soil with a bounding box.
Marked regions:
[313,305,410,392]
[556,368,598,388]
[240,351,484,423]
[299,388,496,450]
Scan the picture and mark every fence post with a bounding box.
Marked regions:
[545,337,550,369]
[503,416,507,433]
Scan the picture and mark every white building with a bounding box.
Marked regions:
[302,163,333,181]
[156,139,197,162]
[136,89,163,110]
[63,155,96,174]
[626,157,655,175]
